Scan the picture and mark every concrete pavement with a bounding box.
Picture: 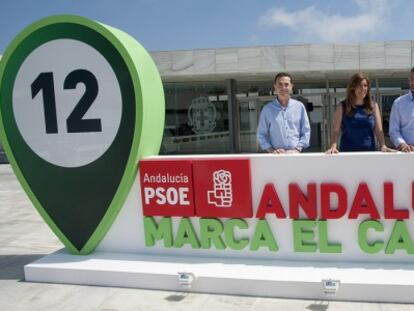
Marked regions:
[1,163,414,311]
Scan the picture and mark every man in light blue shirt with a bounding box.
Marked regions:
[389,67,414,152]
[257,72,310,154]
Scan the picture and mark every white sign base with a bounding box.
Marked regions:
[25,250,414,303]
[24,153,414,302]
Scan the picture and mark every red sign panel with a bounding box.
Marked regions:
[192,159,253,218]
[139,159,195,216]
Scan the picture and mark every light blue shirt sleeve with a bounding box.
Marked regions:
[389,98,405,147]
[389,93,414,147]
[257,105,272,151]
[297,105,311,149]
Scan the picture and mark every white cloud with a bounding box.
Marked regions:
[258,0,388,43]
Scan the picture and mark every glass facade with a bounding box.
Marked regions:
[160,78,411,155]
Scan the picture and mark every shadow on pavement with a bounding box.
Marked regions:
[0,152,8,164]
[165,293,188,302]
[306,301,329,311]
[0,254,45,280]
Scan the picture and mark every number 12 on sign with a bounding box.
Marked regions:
[31,70,102,134]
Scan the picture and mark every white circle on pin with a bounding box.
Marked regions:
[13,39,122,168]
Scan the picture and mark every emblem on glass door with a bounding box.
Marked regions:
[188,96,216,134]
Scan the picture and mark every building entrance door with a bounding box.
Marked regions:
[238,96,271,153]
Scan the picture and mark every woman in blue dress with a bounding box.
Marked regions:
[326,73,394,153]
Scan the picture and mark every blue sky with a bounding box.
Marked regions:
[1,0,414,53]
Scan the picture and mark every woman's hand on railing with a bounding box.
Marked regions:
[325,144,339,154]
[380,145,397,152]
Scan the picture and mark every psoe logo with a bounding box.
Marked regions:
[207,170,233,208]
[139,158,253,218]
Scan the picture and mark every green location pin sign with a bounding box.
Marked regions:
[0,15,165,254]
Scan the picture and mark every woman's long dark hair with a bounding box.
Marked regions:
[344,73,373,116]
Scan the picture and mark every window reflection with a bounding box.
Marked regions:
[161,83,229,154]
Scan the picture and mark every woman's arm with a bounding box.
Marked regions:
[326,104,343,154]
[373,102,395,152]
